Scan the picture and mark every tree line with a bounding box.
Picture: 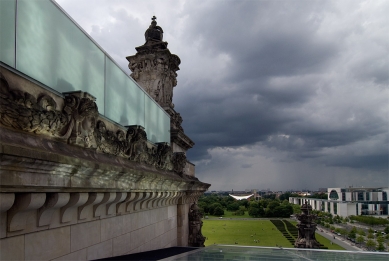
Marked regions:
[197,193,295,218]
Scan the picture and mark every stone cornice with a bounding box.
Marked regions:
[0,126,210,193]
[171,129,195,151]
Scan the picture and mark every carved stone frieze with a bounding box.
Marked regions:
[0,72,183,174]
[0,75,70,138]
[172,152,187,175]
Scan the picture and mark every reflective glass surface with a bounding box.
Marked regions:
[166,245,389,261]
[105,57,145,128]
[145,94,170,143]
[16,0,105,112]
[0,0,170,143]
[0,0,16,67]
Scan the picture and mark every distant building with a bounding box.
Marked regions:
[289,187,389,217]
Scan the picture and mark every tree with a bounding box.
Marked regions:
[213,206,224,216]
[367,233,374,239]
[356,235,364,244]
[368,228,374,234]
[339,228,347,236]
[249,207,264,217]
[209,203,223,216]
[377,242,385,252]
[292,204,301,214]
[357,229,366,236]
[227,202,240,212]
[348,226,357,239]
[384,226,389,234]
[376,236,384,244]
[366,239,376,251]
[234,206,245,216]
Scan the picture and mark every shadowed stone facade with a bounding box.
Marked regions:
[0,14,209,260]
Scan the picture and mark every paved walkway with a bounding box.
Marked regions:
[316,229,362,251]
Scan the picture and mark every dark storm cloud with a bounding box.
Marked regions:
[175,0,388,175]
[57,0,388,190]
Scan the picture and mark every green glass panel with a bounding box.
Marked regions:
[105,57,145,128]
[16,0,105,112]
[144,95,170,143]
[0,0,16,67]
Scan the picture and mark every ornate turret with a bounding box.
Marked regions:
[294,200,321,249]
[126,16,180,108]
[126,17,195,173]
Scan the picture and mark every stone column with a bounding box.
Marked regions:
[176,197,190,246]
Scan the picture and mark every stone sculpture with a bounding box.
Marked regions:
[188,202,206,247]
[127,17,180,109]
[294,200,321,248]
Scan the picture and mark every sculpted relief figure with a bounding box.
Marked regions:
[64,94,99,148]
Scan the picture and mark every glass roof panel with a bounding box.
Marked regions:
[165,245,389,261]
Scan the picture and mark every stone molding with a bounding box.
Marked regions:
[7,193,46,232]
[2,191,202,237]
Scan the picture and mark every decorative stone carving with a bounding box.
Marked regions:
[171,112,184,132]
[64,92,99,148]
[126,17,180,109]
[37,193,70,227]
[0,75,69,137]
[0,74,187,174]
[156,142,174,170]
[294,200,321,249]
[188,203,205,247]
[78,193,104,220]
[172,152,187,175]
[7,193,46,232]
[145,16,164,43]
[60,193,88,223]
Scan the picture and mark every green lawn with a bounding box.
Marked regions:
[202,219,345,250]
[221,210,251,218]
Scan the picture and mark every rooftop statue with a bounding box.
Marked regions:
[294,200,321,249]
[145,16,164,43]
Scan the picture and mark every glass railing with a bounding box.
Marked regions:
[0,0,170,144]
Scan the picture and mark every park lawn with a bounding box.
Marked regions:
[207,210,251,218]
[221,210,251,218]
[203,219,345,250]
[203,219,292,247]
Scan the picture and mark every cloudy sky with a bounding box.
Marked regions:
[56,0,388,191]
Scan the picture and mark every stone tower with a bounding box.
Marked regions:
[294,200,321,249]
[127,17,194,158]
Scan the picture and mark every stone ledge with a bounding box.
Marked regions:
[0,127,209,192]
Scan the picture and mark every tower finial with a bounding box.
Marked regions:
[152,16,157,22]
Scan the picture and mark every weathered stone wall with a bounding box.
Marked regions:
[0,64,209,260]
[0,197,178,260]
